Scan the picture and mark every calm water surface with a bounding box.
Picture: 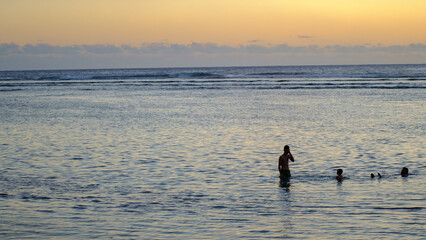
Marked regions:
[0,65,425,239]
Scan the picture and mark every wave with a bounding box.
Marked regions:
[173,72,225,79]
[2,73,426,82]
[1,65,425,90]
[0,72,227,81]
[2,74,425,82]
[1,79,424,90]
[250,72,308,76]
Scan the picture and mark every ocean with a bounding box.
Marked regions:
[0,64,425,239]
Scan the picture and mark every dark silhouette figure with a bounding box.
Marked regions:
[336,169,344,180]
[401,167,409,177]
[371,172,382,178]
[278,145,295,178]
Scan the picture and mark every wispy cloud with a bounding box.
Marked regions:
[298,35,314,39]
[83,44,123,55]
[1,42,425,70]
[22,44,82,55]
[0,43,22,56]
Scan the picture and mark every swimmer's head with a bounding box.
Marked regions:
[284,145,290,152]
[401,167,409,177]
[337,169,343,176]
[371,173,375,178]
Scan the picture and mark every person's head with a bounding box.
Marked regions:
[371,173,375,178]
[337,169,343,176]
[401,167,409,177]
[284,145,290,153]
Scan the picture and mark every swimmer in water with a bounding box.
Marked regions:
[371,172,382,178]
[401,167,409,177]
[336,169,344,180]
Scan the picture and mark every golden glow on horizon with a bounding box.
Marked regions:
[1,0,425,46]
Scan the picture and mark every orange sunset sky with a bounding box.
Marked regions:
[1,0,425,69]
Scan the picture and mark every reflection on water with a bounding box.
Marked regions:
[0,66,425,239]
[279,177,291,190]
[279,178,293,238]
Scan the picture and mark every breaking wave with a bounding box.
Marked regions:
[0,64,425,90]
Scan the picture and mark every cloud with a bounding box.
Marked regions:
[0,43,22,56]
[4,42,426,56]
[298,35,314,39]
[1,42,425,70]
[247,40,262,44]
[82,44,124,55]
[21,44,83,56]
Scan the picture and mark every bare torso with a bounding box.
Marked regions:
[279,152,294,171]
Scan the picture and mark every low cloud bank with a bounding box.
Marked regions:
[1,42,425,70]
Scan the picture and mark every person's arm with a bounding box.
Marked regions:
[278,156,283,173]
[288,152,295,162]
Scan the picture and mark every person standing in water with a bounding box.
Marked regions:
[401,167,409,177]
[279,145,295,178]
[336,169,344,180]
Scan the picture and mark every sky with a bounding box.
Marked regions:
[1,0,425,70]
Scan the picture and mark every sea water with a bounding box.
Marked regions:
[0,64,425,239]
